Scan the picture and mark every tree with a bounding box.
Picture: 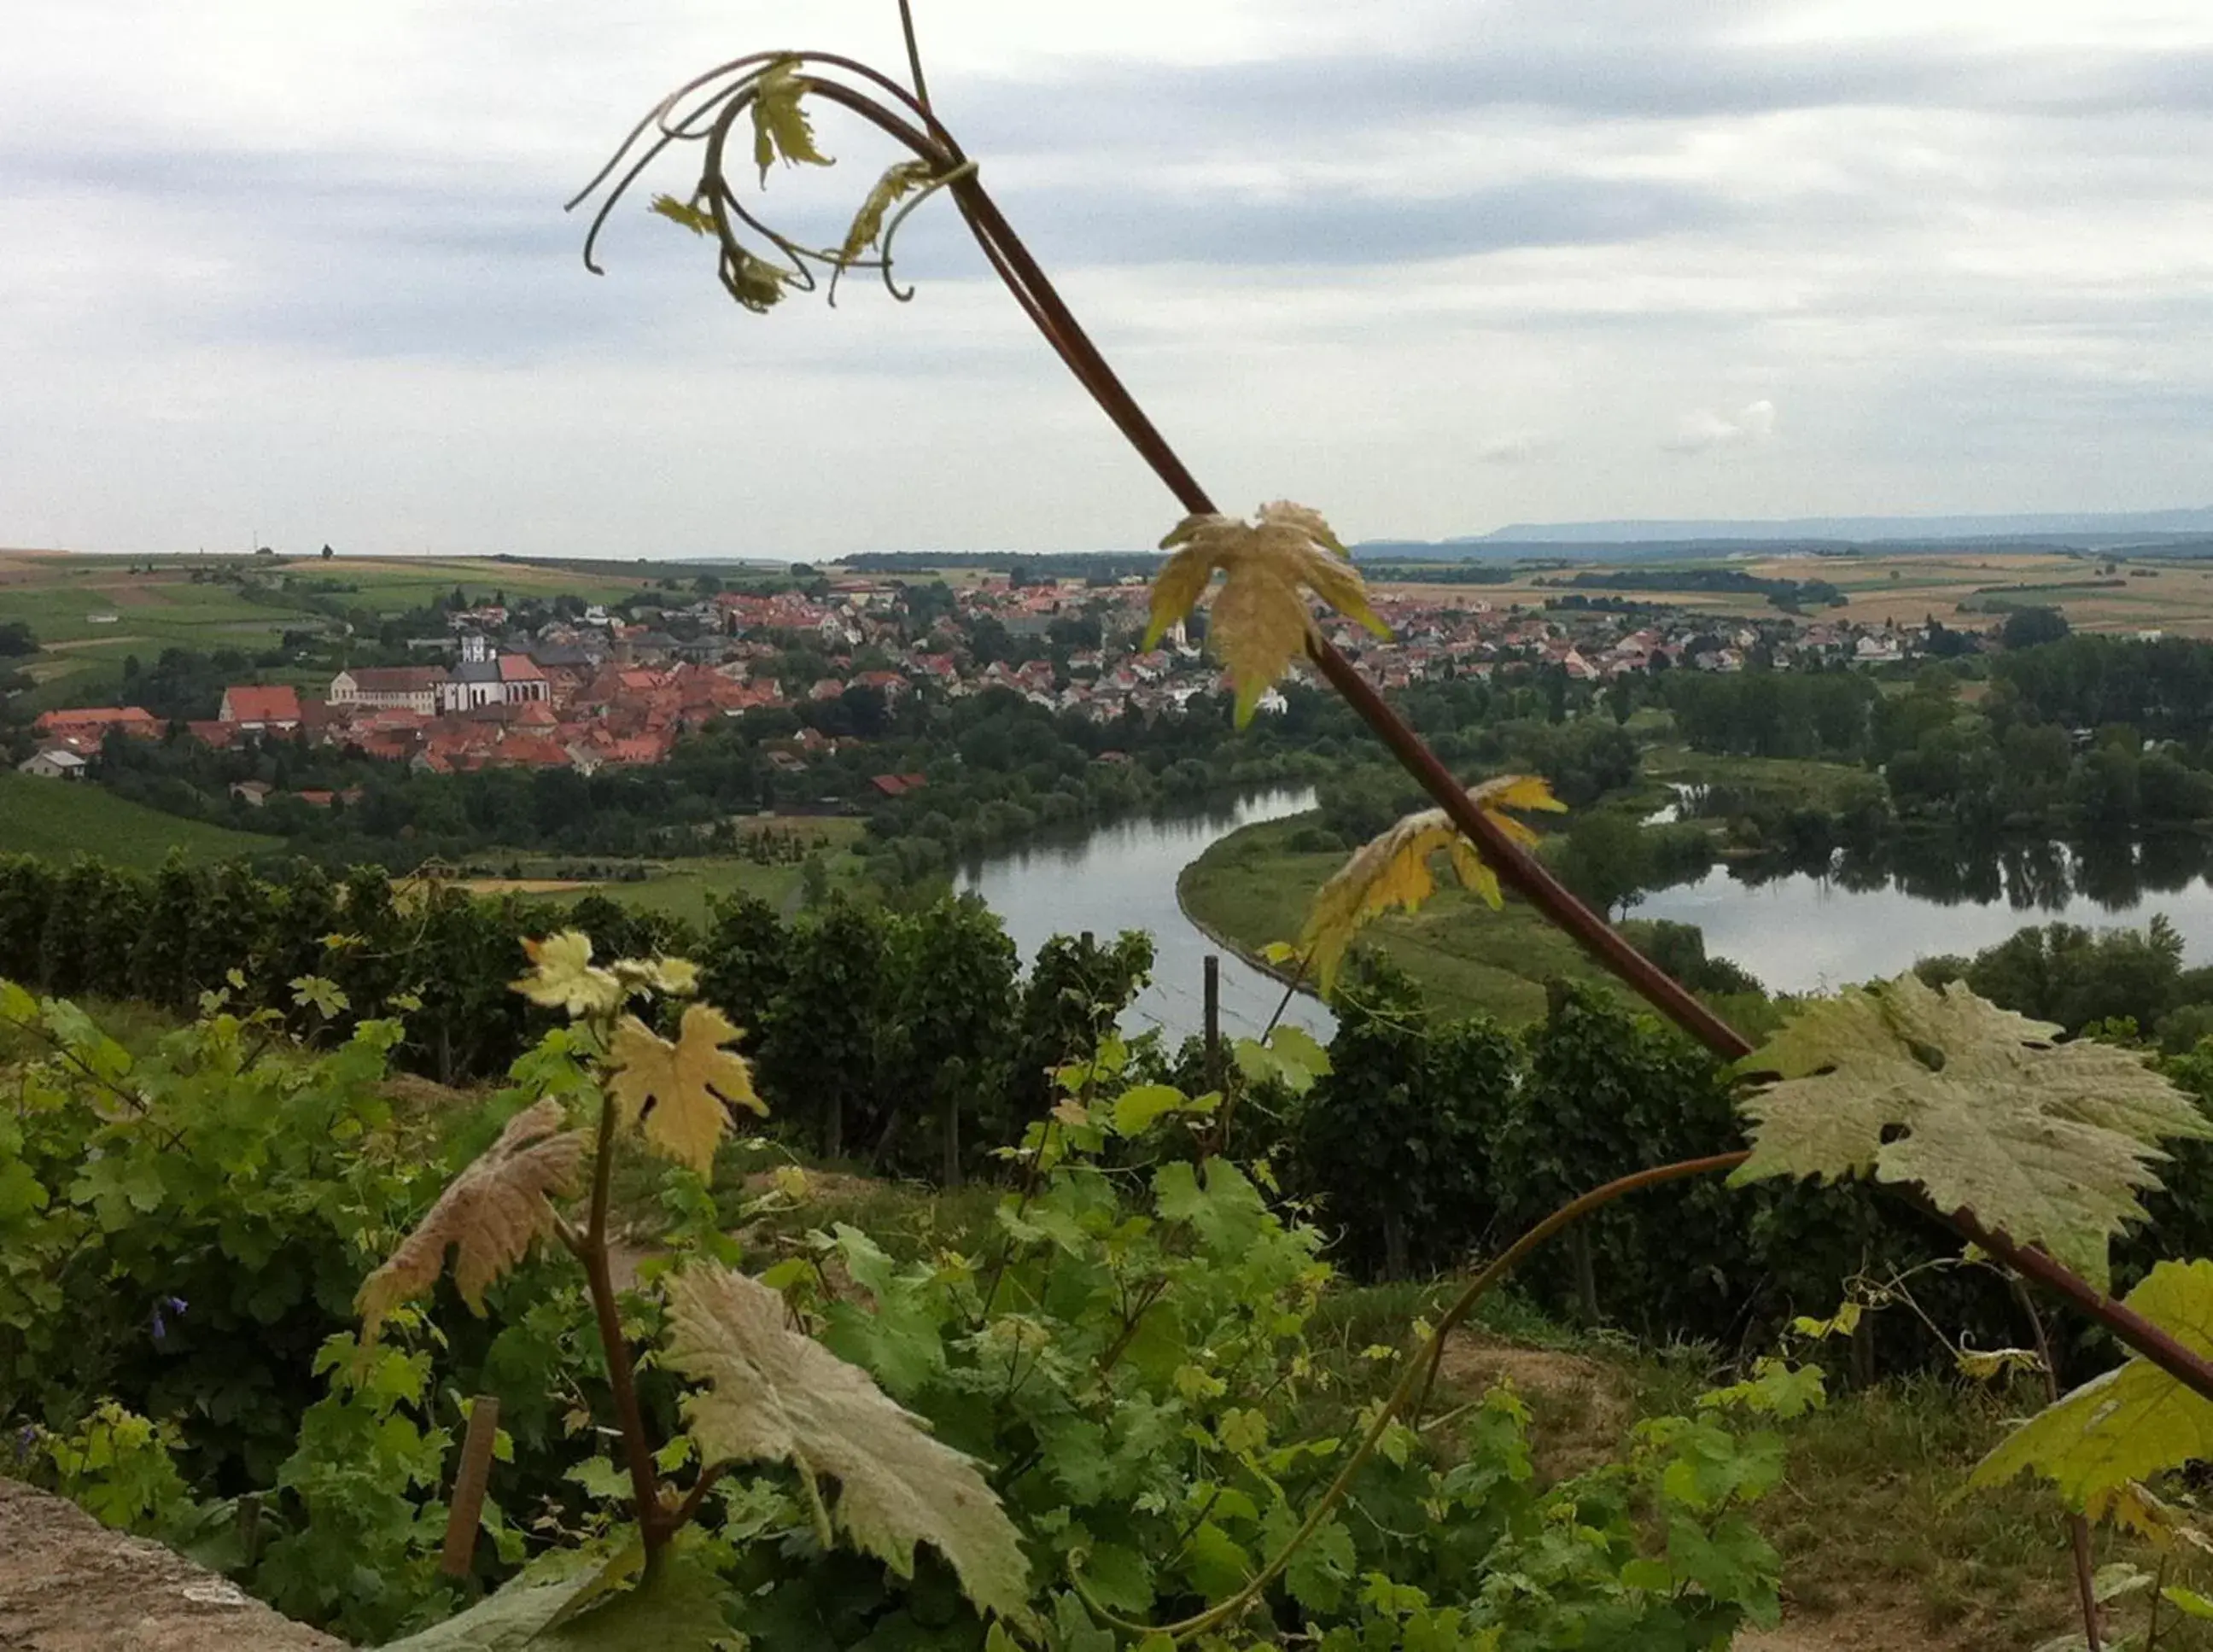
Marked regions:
[2002,604,2071,649]
[320,544,334,560]
[1553,812,1651,920]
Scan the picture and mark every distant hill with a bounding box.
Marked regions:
[1356,508,2213,563]
[0,774,277,868]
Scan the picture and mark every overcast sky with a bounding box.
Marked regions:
[4,1,2210,558]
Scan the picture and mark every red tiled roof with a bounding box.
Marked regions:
[221,684,302,724]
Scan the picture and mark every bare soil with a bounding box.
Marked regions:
[0,1478,341,1651]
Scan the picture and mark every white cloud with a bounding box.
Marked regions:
[1665,399,1778,453]
[2,3,2210,554]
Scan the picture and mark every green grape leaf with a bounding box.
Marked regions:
[1732,975,2211,1287]
[839,159,936,265]
[374,1536,729,1651]
[1971,1259,2213,1518]
[751,56,832,185]
[1112,1083,1195,1138]
[289,974,349,1017]
[663,1264,1035,1630]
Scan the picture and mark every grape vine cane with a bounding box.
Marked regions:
[568,7,2213,1641]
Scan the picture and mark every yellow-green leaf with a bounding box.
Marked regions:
[1971,1259,2213,1517]
[1299,775,1564,992]
[663,1264,1034,1628]
[1732,975,2211,1288]
[840,160,936,265]
[1146,501,1390,725]
[751,56,832,186]
[607,1004,765,1176]
[512,931,626,1019]
[648,194,715,236]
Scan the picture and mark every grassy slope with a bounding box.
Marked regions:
[471,821,874,927]
[0,773,277,867]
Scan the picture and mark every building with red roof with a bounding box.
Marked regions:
[218,684,303,731]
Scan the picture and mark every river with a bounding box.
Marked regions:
[956,788,1334,1047]
[1639,844,2213,995]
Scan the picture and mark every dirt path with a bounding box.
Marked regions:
[0,1479,342,1651]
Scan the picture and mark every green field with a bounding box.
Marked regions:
[0,773,278,867]
[0,550,689,707]
[458,820,873,927]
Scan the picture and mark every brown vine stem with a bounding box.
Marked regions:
[1072,1151,1751,1641]
[2009,1277,2102,1652]
[577,1084,673,1554]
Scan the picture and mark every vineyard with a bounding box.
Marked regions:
[14,15,2213,1652]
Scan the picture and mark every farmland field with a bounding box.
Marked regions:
[1369,548,2213,636]
[0,772,278,867]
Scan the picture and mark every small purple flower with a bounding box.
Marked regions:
[149,1296,188,1343]
[12,1425,36,1462]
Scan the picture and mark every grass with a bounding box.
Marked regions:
[470,820,874,927]
[1180,814,1634,1024]
[0,773,277,867]
[1639,744,1875,808]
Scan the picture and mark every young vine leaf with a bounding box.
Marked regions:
[1731,975,2211,1287]
[648,195,716,236]
[1144,501,1390,725]
[1299,776,1564,991]
[607,1004,765,1175]
[752,56,833,186]
[512,931,626,1019]
[663,1264,1035,1630]
[357,1098,587,1338]
[1971,1259,2213,1517]
[840,160,937,265]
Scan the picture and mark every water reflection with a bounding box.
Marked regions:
[955,788,1334,1047]
[1641,832,2213,995]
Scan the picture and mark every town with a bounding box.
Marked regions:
[16,565,1982,787]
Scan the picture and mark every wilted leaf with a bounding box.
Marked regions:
[751,56,832,185]
[357,1098,587,1336]
[1972,1260,2213,1516]
[1145,501,1390,724]
[512,931,626,1019]
[611,956,700,998]
[607,1005,765,1175]
[1299,776,1565,991]
[719,241,794,314]
[663,1264,1034,1628]
[839,160,936,265]
[1732,975,2211,1287]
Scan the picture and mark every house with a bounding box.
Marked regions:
[34,706,161,743]
[329,666,444,715]
[497,654,550,702]
[230,779,274,807]
[219,684,303,731]
[17,749,88,781]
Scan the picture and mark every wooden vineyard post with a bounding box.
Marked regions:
[440,1395,501,1579]
[1204,954,1223,1092]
